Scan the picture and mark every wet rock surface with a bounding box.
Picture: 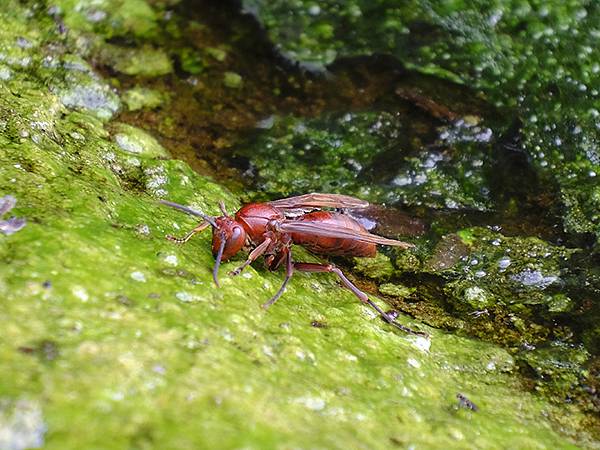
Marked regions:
[246,0,600,245]
[236,111,496,211]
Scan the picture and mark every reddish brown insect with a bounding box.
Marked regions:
[160,193,423,334]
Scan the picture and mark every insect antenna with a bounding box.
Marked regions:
[218,200,229,217]
[159,200,218,227]
[212,234,227,287]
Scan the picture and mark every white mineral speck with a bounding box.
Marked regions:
[152,364,166,375]
[344,353,358,362]
[407,358,421,368]
[176,291,193,302]
[308,5,321,15]
[262,345,275,358]
[111,391,125,401]
[510,269,557,289]
[412,335,431,352]
[464,286,488,304]
[130,271,146,282]
[137,224,150,235]
[391,175,411,186]
[86,10,107,22]
[164,254,178,266]
[0,399,47,450]
[115,133,143,153]
[296,396,326,411]
[498,257,511,271]
[0,66,11,80]
[72,286,89,302]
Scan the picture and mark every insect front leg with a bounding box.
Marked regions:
[166,221,210,244]
[229,237,272,276]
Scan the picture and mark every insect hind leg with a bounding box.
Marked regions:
[293,262,427,336]
[262,248,294,309]
[293,263,368,302]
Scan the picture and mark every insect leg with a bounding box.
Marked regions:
[364,299,427,336]
[293,263,368,302]
[262,248,294,309]
[229,237,272,276]
[166,221,210,244]
[293,263,427,336]
[218,200,228,216]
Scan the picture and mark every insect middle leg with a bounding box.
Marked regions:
[229,237,272,276]
[262,248,294,309]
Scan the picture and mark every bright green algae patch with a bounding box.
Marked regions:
[245,0,600,243]
[0,1,597,449]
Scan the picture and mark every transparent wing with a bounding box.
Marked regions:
[268,193,369,210]
[279,221,414,249]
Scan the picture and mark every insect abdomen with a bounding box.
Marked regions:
[291,211,376,257]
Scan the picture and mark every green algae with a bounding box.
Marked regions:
[122,86,167,111]
[56,0,162,40]
[177,47,206,75]
[0,0,598,448]
[517,342,590,399]
[111,122,169,158]
[223,71,243,89]
[429,227,577,315]
[378,282,415,299]
[100,44,173,77]
[353,253,395,282]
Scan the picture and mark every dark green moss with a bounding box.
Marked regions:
[238,112,494,211]
[246,0,600,243]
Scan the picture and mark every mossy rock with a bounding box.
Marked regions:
[237,112,494,211]
[245,0,600,244]
[0,1,598,448]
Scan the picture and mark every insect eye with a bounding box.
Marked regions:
[231,226,243,241]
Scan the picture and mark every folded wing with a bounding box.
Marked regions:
[279,220,414,249]
[268,193,369,211]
